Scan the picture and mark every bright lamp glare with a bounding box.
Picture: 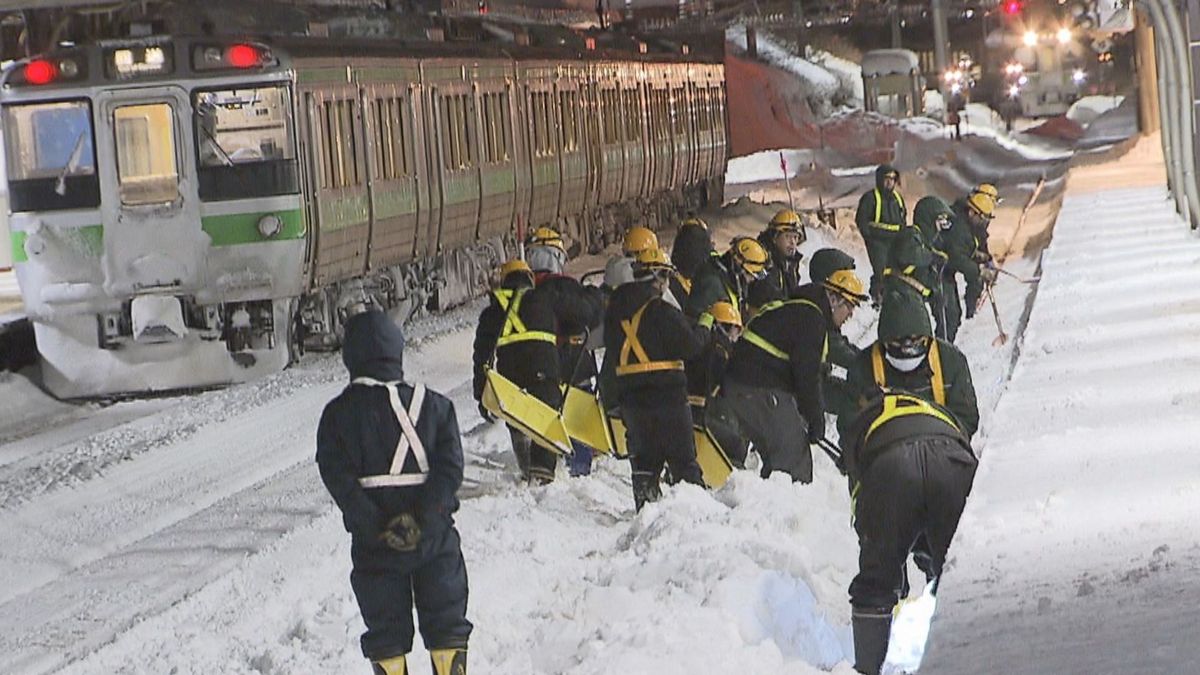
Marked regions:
[1023,31,1038,46]
[1056,27,1071,44]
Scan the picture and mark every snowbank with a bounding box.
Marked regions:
[726,149,817,185]
[1065,95,1125,126]
[726,25,845,116]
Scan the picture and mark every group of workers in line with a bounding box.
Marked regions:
[312,165,1006,675]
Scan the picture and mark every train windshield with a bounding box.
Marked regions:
[193,85,298,201]
[3,99,101,212]
[113,102,180,205]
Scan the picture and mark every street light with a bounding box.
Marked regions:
[1056,27,1071,44]
[1023,30,1038,46]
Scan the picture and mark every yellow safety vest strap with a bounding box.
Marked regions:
[871,343,946,406]
[929,340,946,406]
[675,272,693,295]
[865,393,960,441]
[744,298,827,362]
[882,268,930,297]
[617,300,685,376]
[872,188,903,231]
[495,289,557,347]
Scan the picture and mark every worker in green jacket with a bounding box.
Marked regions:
[940,185,1000,340]
[880,196,951,313]
[855,165,907,303]
[838,290,979,444]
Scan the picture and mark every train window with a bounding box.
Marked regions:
[193,85,298,201]
[622,89,641,141]
[318,98,361,189]
[498,91,512,161]
[558,91,578,153]
[113,103,179,205]
[372,96,412,180]
[3,99,100,212]
[671,86,685,137]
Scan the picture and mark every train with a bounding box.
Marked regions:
[2,34,727,397]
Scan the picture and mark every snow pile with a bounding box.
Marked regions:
[1065,95,1125,127]
[727,25,841,115]
[810,49,864,108]
[726,149,817,185]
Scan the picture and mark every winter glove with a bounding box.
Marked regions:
[965,303,977,320]
[478,403,496,424]
[971,249,993,264]
[805,414,826,445]
[379,512,422,552]
[980,265,999,285]
[697,311,715,329]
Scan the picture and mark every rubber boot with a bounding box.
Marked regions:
[430,647,467,675]
[632,470,662,511]
[851,607,893,675]
[371,654,406,675]
[509,430,532,481]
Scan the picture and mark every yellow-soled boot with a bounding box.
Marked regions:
[430,647,467,675]
[371,654,406,675]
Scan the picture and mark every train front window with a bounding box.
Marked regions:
[3,100,100,212]
[114,103,180,205]
[193,85,298,201]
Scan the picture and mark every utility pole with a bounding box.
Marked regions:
[932,0,949,87]
[890,0,902,48]
[794,0,807,54]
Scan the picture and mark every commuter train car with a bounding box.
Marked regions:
[2,35,727,397]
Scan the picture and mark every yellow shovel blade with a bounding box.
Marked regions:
[562,386,615,456]
[604,413,631,459]
[481,369,572,456]
[694,425,734,489]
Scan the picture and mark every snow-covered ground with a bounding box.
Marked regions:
[1,156,1069,673]
[920,138,1200,673]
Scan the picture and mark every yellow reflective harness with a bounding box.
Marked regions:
[871,340,946,406]
[493,289,557,348]
[617,299,685,376]
[850,390,960,522]
[674,272,693,295]
[871,188,905,232]
[882,265,931,297]
[865,392,961,441]
[742,299,830,362]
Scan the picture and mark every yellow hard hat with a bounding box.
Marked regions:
[633,247,675,277]
[529,227,565,251]
[972,183,999,201]
[681,216,708,230]
[731,237,769,276]
[823,269,869,306]
[499,259,533,280]
[622,226,659,256]
[769,208,803,232]
[967,192,997,219]
[707,301,743,328]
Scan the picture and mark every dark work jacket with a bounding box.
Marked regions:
[534,271,604,385]
[758,229,805,298]
[605,280,708,408]
[685,255,740,319]
[855,165,908,276]
[839,337,979,443]
[685,327,735,405]
[724,297,828,432]
[883,223,945,301]
[673,223,715,281]
[316,311,463,542]
[841,394,976,483]
[793,283,860,418]
[472,283,560,402]
[947,199,987,310]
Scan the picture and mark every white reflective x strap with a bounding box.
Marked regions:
[352,377,430,487]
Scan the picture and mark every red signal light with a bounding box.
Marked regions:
[24,59,57,85]
[1003,0,1022,15]
[227,44,260,69]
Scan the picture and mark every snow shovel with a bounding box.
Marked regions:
[996,267,1040,284]
[987,287,1008,347]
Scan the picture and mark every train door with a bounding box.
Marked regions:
[96,86,203,295]
[360,74,424,269]
[303,86,370,286]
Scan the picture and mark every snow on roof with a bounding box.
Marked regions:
[726,24,839,99]
[861,49,921,77]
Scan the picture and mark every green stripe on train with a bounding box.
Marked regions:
[10,225,103,262]
[10,231,26,263]
[202,209,306,246]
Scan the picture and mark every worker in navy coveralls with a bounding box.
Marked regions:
[317,309,472,675]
